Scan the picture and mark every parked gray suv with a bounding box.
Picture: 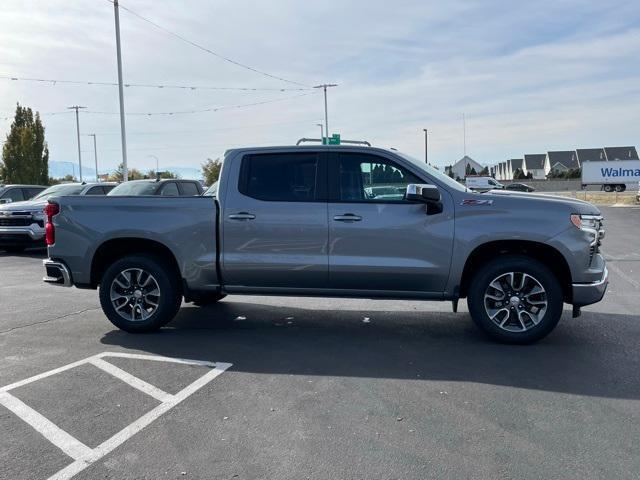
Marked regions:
[42,146,607,343]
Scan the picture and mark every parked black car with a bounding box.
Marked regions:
[505,182,535,192]
[108,179,204,196]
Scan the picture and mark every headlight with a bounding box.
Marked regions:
[570,214,602,231]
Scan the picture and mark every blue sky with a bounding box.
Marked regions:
[1,0,639,175]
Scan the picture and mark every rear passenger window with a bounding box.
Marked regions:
[25,188,44,199]
[240,153,320,202]
[160,183,179,196]
[85,186,105,195]
[180,182,200,196]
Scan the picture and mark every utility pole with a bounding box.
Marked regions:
[313,84,337,144]
[316,123,324,141]
[85,134,99,182]
[423,128,428,164]
[463,113,467,177]
[67,106,86,182]
[113,0,128,181]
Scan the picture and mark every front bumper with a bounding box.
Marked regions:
[43,259,73,287]
[572,266,608,307]
[0,225,45,245]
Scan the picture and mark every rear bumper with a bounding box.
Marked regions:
[43,259,73,287]
[572,266,608,307]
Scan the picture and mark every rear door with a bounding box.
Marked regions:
[327,151,454,293]
[221,151,328,289]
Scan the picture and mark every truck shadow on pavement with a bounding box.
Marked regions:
[101,299,640,400]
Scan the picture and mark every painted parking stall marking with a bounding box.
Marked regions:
[0,352,232,480]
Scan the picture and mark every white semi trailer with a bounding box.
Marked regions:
[581,160,640,192]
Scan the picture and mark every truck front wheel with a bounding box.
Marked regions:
[467,255,563,344]
[99,254,182,333]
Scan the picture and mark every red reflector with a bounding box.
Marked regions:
[44,203,60,246]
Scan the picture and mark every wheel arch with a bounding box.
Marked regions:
[90,237,182,291]
[459,240,572,302]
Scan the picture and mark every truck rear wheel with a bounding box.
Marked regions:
[467,255,563,344]
[99,254,182,333]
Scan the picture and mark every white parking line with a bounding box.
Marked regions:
[0,391,93,460]
[89,357,173,403]
[0,352,232,480]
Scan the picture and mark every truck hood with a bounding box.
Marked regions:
[485,190,600,214]
[0,198,48,213]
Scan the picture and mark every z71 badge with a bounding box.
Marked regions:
[461,199,493,206]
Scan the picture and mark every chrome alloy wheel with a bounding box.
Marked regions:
[109,268,161,322]
[483,272,548,332]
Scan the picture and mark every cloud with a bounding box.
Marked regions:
[0,0,638,173]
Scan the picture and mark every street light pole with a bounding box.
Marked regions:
[148,155,159,174]
[316,123,324,141]
[113,0,128,181]
[423,128,428,164]
[67,106,86,182]
[313,84,337,144]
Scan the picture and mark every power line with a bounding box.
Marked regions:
[0,75,310,92]
[107,0,311,88]
[84,91,316,116]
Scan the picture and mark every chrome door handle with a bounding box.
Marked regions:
[228,212,256,220]
[333,213,362,222]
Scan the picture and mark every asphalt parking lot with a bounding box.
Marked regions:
[1,206,639,480]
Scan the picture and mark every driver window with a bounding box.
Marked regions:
[160,182,179,196]
[338,154,420,202]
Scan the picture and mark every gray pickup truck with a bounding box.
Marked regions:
[42,146,608,343]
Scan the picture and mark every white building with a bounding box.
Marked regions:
[445,156,484,179]
[523,154,547,179]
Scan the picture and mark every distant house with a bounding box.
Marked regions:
[523,154,547,179]
[445,155,484,179]
[508,159,524,179]
[546,151,579,173]
[576,148,606,164]
[604,146,639,161]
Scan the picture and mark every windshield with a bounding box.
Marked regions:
[108,181,157,196]
[395,151,467,192]
[33,184,86,199]
[203,181,218,197]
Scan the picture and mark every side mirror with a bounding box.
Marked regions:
[406,184,443,215]
[406,184,441,203]
[0,198,12,204]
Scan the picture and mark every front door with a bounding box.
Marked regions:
[327,152,453,293]
[222,151,329,289]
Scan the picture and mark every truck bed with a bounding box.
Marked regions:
[47,195,219,292]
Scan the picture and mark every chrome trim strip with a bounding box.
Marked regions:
[573,267,608,288]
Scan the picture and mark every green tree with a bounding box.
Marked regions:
[146,170,179,180]
[201,158,222,185]
[513,168,526,180]
[480,166,489,175]
[108,163,145,182]
[0,104,49,184]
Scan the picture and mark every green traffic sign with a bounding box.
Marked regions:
[328,133,341,145]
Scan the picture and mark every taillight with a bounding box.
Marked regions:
[44,203,60,246]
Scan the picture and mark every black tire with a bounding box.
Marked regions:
[467,255,563,344]
[614,184,625,192]
[99,254,182,333]
[603,184,613,192]
[191,293,226,307]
